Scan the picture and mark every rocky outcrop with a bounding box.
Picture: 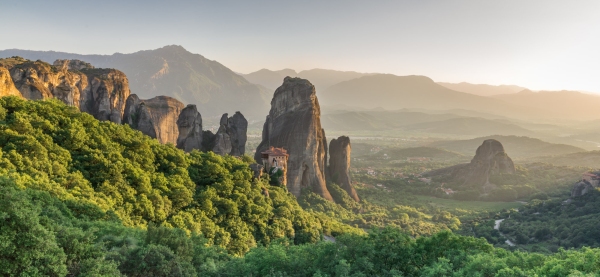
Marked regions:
[53,59,95,71]
[571,181,596,197]
[7,59,86,105]
[255,77,333,201]
[123,95,184,144]
[176,104,203,152]
[425,139,515,189]
[202,112,248,156]
[249,164,264,180]
[0,57,130,123]
[328,136,359,202]
[0,67,21,98]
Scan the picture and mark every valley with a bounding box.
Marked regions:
[2,30,600,277]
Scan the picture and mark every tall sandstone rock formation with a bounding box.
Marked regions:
[328,136,360,202]
[176,104,203,152]
[0,57,130,123]
[255,77,333,201]
[425,139,515,189]
[123,95,184,144]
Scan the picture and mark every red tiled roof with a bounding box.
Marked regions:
[261,146,289,156]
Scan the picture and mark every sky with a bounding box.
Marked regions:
[1,0,599,92]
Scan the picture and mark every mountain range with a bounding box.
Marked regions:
[437,82,527,97]
[0,45,270,117]
[242,68,372,91]
[428,135,585,160]
[4,45,600,123]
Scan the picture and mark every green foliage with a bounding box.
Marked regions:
[2,96,600,276]
[500,190,600,251]
[0,97,326,255]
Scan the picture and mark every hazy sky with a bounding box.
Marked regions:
[1,0,599,92]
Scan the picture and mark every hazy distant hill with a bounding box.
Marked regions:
[321,110,464,131]
[385,146,466,161]
[438,82,527,96]
[243,68,371,91]
[428,135,585,159]
[525,151,600,168]
[492,90,600,121]
[0,45,271,117]
[243,68,298,91]
[402,117,534,137]
[319,74,544,120]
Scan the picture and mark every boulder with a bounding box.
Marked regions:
[123,95,184,144]
[329,136,359,202]
[176,104,203,152]
[254,77,333,201]
[571,181,595,197]
[250,164,264,180]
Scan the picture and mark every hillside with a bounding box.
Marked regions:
[0,46,271,117]
[428,135,585,159]
[525,150,600,167]
[319,74,546,120]
[385,146,465,160]
[242,68,297,90]
[438,82,527,96]
[320,109,534,137]
[321,110,464,131]
[243,68,371,91]
[403,117,534,136]
[492,90,600,121]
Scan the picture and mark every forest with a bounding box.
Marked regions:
[1,96,600,276]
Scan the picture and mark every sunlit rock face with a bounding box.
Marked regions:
[2,58,130,124]
[0,67,21,98]
[123,94,184,144]
[424,139,515,189]
[329,136,360,202]
[255,77,333,201]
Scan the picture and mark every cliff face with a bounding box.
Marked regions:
[0,67,21,98]
[0,57,130,124]
[80,68,130,124]
[255,77,332,201]
[329,136,359,202]
[176,104,203,152]
[425,139,515,189]
[123,95,184,144]
[7,59,87,105]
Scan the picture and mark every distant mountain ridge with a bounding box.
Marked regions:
[0,45,271,117]
[243,68,373,91]
[428,135,585,159]
[318,74,600,121]
[437,82,527,96]
[491,90,600,121]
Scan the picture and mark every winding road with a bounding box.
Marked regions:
[494,219,516,246]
